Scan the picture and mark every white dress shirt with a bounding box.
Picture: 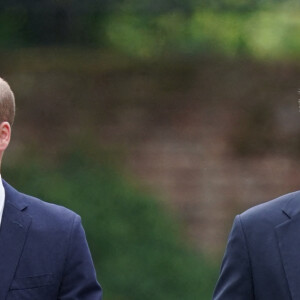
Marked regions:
[0,176,5,226]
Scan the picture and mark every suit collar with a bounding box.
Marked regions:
[2,179,28,211]
[0,179,32,298]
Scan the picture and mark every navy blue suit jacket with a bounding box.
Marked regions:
[213,191,300,300]
[1,180,102,300]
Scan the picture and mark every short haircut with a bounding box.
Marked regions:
[0,78,15,125]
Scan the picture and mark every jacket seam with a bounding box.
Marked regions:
[61,214,78,280]
[237,214,255,298]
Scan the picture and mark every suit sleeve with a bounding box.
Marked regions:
[58,214,102,300]
[212,215,254,300]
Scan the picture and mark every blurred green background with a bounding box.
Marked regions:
[2,0,300,299]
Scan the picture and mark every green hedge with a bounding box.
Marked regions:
[4,152,218,300]
[105,5,300,59]
[1,2,300,60]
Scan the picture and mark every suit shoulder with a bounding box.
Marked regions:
[240,190,300,225]
[22,192,79,224]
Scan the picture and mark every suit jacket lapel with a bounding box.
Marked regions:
[276,195,300,300]
[0,180,31,299]
[276,215,300,299]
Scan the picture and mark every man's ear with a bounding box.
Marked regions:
[0,122,11,152]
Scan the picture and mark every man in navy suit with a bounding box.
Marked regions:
[213,191,300,300]
[0,78,102,299]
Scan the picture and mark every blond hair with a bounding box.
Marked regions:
[0,78,15,125]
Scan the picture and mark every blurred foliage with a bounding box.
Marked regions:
[4,151,218,300]
[105,3,300,59]
[0,1,300,59]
